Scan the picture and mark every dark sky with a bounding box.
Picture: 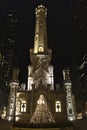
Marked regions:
[0,0,74,83]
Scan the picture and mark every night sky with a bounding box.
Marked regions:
[0,0,74,83]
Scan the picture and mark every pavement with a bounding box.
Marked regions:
[0,119,87,130]
[0,119,12,130]
[72,119,87,130]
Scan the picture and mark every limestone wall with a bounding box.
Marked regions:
[11,127,74,130]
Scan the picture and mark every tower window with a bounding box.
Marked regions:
[38,46,44,52]
[35,34,38,41]
[20,101,27,112]
[55,101,61,112]
[69,109,72,115]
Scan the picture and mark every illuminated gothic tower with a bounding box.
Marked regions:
[27,5,54,91]
[63,69,76,121]
[6,68,19,121]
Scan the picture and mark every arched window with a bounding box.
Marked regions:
[69,108,72,115]
[38,46,44,52]
[55,101,61,112]
[35,34,38,41]
[20,101,27,112]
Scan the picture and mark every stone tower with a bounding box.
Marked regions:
[6,5,76,123]
[63,69,76,121]
[6,68,19,121]
[27,5,54,91]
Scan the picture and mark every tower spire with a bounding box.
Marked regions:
[34,5,48,54]
[28,5,54,91]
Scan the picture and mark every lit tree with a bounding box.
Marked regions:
[30,95,55,124]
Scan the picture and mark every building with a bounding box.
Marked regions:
[0,9,23,118]
[79,54,87,116]
[0,44,13,92]
[70,63,82,114]
[72,0,87,117]
[72,0,87,59]
[0,9,23,92]
[0,9,23,91]
[6,5,76,123]
[80,54,87,87]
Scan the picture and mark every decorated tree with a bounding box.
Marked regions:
[30,94,55,124]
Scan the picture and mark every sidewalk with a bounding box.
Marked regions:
[72,119,87,130]
[0,119,12,130]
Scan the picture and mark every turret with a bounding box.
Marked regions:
[34,5,48,54]
[6,67,19,121]
[63,69,76,121]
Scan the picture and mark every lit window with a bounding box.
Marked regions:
[38,46,44,52]
[1,107,7,119]
[21,101,27,112]
[35,34,38,40]
[55,101,61,112]
[68,88,71,93]
[8,14,12,17]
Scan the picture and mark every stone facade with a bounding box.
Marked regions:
[6,5,76,124]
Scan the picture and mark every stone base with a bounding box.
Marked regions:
[11,127,74,130]
[11,128,60,130]
[11,121,74,130]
